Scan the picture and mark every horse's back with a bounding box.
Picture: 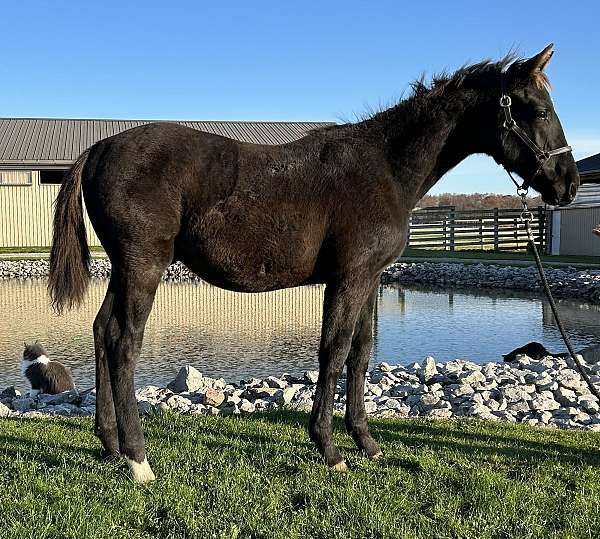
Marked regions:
[81,122,330,288]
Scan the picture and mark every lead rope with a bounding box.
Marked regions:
[514,187,600,400]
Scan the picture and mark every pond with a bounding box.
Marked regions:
[1,279,600,391]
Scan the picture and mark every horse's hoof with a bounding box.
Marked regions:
[125,457,156,483]
[331,460,349,473]
[369,451,383,460]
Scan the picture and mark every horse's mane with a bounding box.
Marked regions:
[313,53,549,137]
[409,54,515,100]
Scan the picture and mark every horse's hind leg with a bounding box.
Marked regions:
[93,276,118,459]
[309,276,372,470]
[345,283,382,459]
[105,261,167,482]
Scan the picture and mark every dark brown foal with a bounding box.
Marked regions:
[49,46,578,481]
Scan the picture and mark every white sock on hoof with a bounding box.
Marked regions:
[125,457,156,483]
[331,461,349,472]
[369,451,383,460]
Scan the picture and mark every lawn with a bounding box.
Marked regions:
[1,412,600,539]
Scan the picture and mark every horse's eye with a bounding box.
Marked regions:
[536,109,549,120]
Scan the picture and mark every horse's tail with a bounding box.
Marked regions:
[48,149,91,313]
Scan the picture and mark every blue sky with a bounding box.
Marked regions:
[2,1,599,194]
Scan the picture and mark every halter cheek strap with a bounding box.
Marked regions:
[499,72,572,192]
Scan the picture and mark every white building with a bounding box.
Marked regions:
[550,153,600,256]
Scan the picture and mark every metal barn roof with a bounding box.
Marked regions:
[0,118,334,169]
[577,153,600,174]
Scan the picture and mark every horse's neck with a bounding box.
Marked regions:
[373,90,487,206]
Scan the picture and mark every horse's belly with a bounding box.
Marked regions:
[181,200,325,292]
[190,256,316,293]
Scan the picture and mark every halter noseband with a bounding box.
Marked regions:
[499,71,572,192]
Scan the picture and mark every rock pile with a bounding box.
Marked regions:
[3,357,600,430]
[0,259,188,282]
[382,261,600,303]
[3,259,600,303]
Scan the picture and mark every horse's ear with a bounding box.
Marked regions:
[526,43,554,74]
[510,44,554,89]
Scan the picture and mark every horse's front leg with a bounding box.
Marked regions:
[309,276,372,470]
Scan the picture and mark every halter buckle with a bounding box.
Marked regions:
[516,186,529,198]
[520,210,533,223]
[499,95,512,108]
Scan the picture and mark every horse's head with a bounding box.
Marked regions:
[495,44,579,206]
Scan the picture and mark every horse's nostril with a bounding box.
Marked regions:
[569,183,577,200]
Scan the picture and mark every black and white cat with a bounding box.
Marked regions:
[22,342,76,396]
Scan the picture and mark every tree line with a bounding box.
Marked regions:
[417,192,544,210]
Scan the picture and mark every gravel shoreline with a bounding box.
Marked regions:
[2,355,600,431]
[382,261,600,303]
[2,259,600,303]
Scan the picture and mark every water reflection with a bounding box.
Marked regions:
[1,280,599,390]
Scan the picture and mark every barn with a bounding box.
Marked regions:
[549,152,600,256]
[0,117,331,249]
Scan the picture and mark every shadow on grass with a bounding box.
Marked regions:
[209,410,600,468]
[3,411,600,473]
[0,417,98,470]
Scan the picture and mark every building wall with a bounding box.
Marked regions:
[558,206,600,256]
[0,170,101,248]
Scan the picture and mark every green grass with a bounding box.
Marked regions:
[2,412,600,539]
[402,248,600,266]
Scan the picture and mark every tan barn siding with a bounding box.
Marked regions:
[559,206,600,256]
[0,171,101,248]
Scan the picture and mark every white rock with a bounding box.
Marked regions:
[265,376,287,389]
[167,366,204,393]
[420,356,437,383]
[0,402,11,417]
[303,371,319,384]
[364,401,377,414]
[507,401,530,414]
[502,386,532,403]
[529,395,560,411]
[385,398,403,410]
[579,398,600,414]
[239,400,256,413]
[419,392,440,411]
[553,387,578,407]
[277,387,298,405]
[459,370,486,385]
[165,394,192,411]
[203,389,225,407]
